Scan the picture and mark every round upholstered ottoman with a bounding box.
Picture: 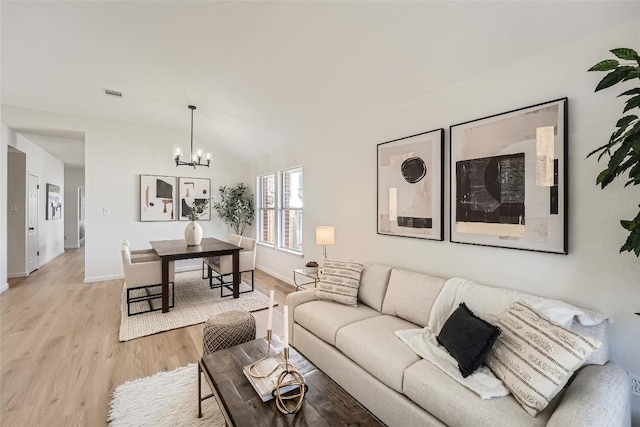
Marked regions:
[203,310,256,355]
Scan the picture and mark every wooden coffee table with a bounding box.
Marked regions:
[198,337,383,426]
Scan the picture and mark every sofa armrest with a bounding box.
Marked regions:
[546,362,630,427]
[285,289,317,346]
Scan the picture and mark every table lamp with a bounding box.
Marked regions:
[315,226,335,259]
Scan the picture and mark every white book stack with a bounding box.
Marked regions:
[243,352,298,402]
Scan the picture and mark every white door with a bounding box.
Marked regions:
[28,174,39,273]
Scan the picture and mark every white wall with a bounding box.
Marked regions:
[7,150,26,276]
[252,19,640,421]
[8,133,66,269]
[0,124,9,292]
[64,166,84,249]
[1,106,254,282]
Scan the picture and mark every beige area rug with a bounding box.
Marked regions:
[119,270,270,341]
[108,364,225,427]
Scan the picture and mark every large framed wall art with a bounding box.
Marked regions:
[450,98,568,254]
[46,183,62,220]
[140,175,177,221]
[179,177,211,221]
[377,128,444,241]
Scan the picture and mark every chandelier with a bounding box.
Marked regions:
[173,105,211,168]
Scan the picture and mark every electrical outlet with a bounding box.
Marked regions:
[631,374,640,397]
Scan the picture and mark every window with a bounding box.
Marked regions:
[257,173,275,245]
[280,167,303,252]
[257,167,303,253]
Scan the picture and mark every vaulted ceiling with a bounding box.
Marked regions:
[2,1,638,162]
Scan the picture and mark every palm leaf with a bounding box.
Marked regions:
[623,95,640,113]
[610,48,640,61]
[588,59,619,71]
[595,67,634,92]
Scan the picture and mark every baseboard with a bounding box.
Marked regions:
[64,244,80,249]
[175,265,201,273]
[256,264,295,287]
[84,273,123,283]
[84,265,201,283]
[0,283,9,293]
[8,272,28,279]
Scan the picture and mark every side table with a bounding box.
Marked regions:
[293,268,319,291]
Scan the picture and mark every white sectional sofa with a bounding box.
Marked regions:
[285,263,631,427]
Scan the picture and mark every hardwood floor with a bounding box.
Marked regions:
[0,248,295,426]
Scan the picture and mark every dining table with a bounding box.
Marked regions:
[149,237,243,313]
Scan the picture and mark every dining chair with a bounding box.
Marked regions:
[121,244,175,316]
[202,234,256,297]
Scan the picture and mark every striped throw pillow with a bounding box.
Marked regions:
[485,302,601,417]
[316,260,364,306]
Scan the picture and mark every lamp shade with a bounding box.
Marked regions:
[315,226,335,246]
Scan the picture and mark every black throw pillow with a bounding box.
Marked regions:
[436,302,501,378]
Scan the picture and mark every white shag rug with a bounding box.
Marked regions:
[120,270,270,341]
[108,364,225,427]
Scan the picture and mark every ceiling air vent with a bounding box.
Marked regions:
[102,88,123,98]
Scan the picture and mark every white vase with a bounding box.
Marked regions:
[184,221,203,246]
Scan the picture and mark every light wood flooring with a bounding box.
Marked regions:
[0,247,295,426]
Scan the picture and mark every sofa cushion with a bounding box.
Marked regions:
[293,300,380,346]
[336,315,421,393]
[404,359,555,427]
[485,302,601,417]
[317,260,364,306]
[381,268,445,327]
[437,303,501,378]
[358,264,393,312]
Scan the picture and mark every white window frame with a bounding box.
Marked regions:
[257,173,276,247]
[278,166,303,254]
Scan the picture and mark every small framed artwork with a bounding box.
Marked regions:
[140,175,177,221]
[450,98,568,254]
[46,183,62,220]
[377,128,444,240]
[179,177,211,221]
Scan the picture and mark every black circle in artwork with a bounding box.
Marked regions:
[401,157,427,183]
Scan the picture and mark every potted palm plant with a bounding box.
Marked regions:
[212,183,255,235]
[588,47,639,316]
[587,47,640,257]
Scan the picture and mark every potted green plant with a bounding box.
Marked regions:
[587,48,640,257]
[305,261,319,275]
[212,183,255,235]
[184,199,209,246]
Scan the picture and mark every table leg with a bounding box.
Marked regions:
[232,250,240,299]
[162,258,169,313]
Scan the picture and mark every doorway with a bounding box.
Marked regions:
[28,174,39,273]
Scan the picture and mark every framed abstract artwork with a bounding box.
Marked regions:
[179,177,211,221]
[377,128,444,240]
[140,175,177,221]
[450,98,568,254]
[46,183,62,220]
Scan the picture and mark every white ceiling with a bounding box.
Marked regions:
[2,1,639,162]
